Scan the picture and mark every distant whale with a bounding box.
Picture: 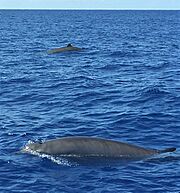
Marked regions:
[22,136,176,158]
[48,44,81,54]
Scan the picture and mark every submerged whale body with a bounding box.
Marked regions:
[22,136,176,158]
[48,44,81,54]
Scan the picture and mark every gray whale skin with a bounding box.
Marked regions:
[22,136,176,158]
[48,44,81,54]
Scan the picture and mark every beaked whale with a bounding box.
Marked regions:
[48,44,81,54]
[22,136,176,158]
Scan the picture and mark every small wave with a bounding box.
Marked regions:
[172,44,179,49]
[99,63,120,71]
[109,50,139,58]
[139,86,169,97]
[144,61,170,70]
[109,51,129,57]
[72,90,102,102]
[1,76,34,85]
[68,75,94,82]
[86,50,99,55]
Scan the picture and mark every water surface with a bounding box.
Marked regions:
[0,10,180,193]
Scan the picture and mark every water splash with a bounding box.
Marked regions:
[22,141,73,166]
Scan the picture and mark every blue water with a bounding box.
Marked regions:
[0,10,180,192]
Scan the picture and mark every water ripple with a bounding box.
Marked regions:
[0,10,180,193]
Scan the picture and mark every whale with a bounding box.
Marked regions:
[48,44,81,54]
[22,136,176,158]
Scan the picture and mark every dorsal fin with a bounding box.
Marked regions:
[67,44,72,47]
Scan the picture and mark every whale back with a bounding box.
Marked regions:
[25,137,158,158]
[48,46,81,54]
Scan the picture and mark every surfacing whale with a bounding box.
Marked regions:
[22,136,176,158]
[48,44,81,54]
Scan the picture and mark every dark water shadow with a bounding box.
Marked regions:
[57,156,139,166]
[144,154,180,164]
[44,151,179,167]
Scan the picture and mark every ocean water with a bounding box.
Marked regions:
[0,10,180,192]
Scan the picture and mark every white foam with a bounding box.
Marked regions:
[22,142,73,166]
